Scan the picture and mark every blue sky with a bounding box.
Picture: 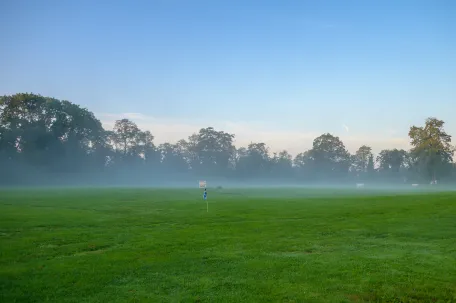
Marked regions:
[1,0,455,154]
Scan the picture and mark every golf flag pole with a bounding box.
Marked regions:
[203,187,208,212]
[199,181,208,212]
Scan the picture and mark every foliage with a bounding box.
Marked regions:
[409,118,454,181]
[0,93,455,185]
[309,133,351,179]
[353,145,373,173]
[0,93,106,176]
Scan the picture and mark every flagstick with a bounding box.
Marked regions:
[206,188,208,212]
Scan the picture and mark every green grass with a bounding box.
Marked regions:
[0,188,455,303]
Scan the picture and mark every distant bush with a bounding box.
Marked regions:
[216,185,223,190]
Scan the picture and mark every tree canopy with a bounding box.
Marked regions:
[1,93,455,185]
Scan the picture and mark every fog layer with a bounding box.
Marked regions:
[1,93,455,189]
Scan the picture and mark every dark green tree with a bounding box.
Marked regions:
[408,117,454,182]
[310,133,351,179]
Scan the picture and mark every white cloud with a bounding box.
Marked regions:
[342,124,349,132]
[123,113,148,120]
[98,113,411,156]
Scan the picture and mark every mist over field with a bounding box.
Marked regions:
[1,94,455,191]
[1,1,456,301]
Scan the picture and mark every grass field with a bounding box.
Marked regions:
[0,187,455,303]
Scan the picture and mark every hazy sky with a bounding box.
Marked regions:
[1,0,455,155]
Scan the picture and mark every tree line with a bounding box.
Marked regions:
[0,93,454,186]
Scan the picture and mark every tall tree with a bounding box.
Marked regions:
[0,93,106,174]
[158,142,189,173]
[376,149,407,173]
[310,133,351,179]
[367,154,375,176]
[110,118,158,168]
[353,145,373,173]
[293,150,314,170]
[293,150,315,179]
[112,119,142,158]
[236,142,271,178]
[190,127,235,176]
[271,150,293,178]
[408,117,454,182]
